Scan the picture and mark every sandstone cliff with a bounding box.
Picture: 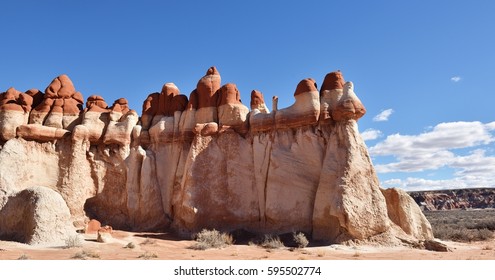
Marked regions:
[0,68,433,245]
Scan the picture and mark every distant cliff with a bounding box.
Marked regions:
[409,188,495,210]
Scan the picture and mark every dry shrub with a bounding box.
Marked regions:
[189,229,234,250]
[138,251,158,259]
[261,235,285,249]
[293,232,309,248]
[64,235,83,248]
[72,250,100,260]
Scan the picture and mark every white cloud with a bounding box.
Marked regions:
[372,109,394,122]
[361,128,382,141]
[370,121,495,190]
[381,177,470,191]
[370,121,495,159]
[451,76,462,82]
[451,149,495,177]
[382,172,495,191]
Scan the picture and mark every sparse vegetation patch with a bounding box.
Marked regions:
[425,209,495,242]
[189,229,234,250]
[260,235,285,249]
[71,250,100,260]
[138,251,158,259]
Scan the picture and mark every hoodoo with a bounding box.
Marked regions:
[0,67,433,246]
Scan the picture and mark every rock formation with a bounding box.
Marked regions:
[409,188,495,210]
[0,186,76,246]
[0,67,433,246]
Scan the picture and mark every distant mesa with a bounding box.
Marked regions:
[0,66,432,248]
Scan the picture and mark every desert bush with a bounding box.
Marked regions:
[261,235,285,249]
[71,250,100,260]
[64,235,83,248]
[292,232,309,248]
[189,229,234,250]
[138,251,158,259]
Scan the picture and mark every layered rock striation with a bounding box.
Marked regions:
[0,68,433,245]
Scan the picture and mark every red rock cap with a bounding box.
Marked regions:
[158,83,180,116]
[111,98,130,114]
[250,90,265,109]
[320,71,345,93]
[25,89,45,109]
[32,98,54,113]
[172,95,188,112]
[196,66,221,109]
[0,87,32,112]
[217,83,242,106]
[294,78,318,96]
[63,98,82,115]
[185,90,198,110]
[45,74,77,99]
[86,95,109,112]
[142,93,160,116]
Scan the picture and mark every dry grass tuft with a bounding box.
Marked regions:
[260,235,285,249]
[138,251,158,259]
[293,232,309,248]
[189,229,234,250]
[71,250,100,260]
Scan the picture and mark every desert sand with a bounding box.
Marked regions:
[1,230,494,260]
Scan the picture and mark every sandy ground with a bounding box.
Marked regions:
[1,230,494,260]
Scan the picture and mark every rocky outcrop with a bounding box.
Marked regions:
[0,67,433,246]
[29,74,84,131]
[0,87,32,141]
[381,188,433,240]
[409,188,495,210]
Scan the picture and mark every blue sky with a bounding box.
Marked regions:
[1,0,494,191]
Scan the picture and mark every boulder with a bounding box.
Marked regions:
[381,188,434,240]
[85,219,102,234]
[0,186,76,246]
